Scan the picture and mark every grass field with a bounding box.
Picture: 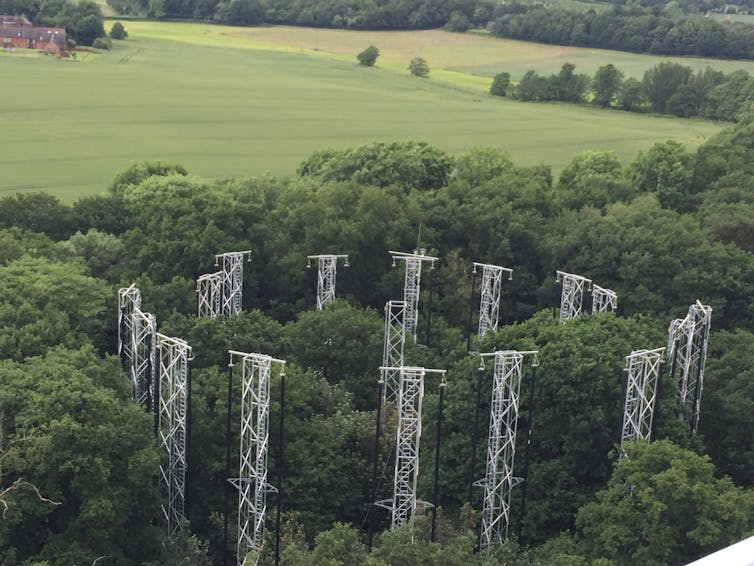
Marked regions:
[0,22,730,202]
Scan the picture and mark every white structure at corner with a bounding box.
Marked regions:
[620,348,664,449]
[307,254,349,310]
[390,250,438,343]
[473,262,513,338]
[197,251,251,317]
[556,270,592,321]
[382,300,407,402]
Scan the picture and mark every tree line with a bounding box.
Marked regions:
[2,126,754,563]
[492,61,754,121]
[0,0,107,46]
[491,3,754,60]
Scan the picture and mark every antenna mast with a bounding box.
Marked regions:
[556,271,592,321]
[306,254,349,310]
[475,350,538,548]
[473,262,513,338]
[389,250,438,343]
[227,351,286,566]
[382,300,407,402]
[620,348,664,449]
[591,284,618,314]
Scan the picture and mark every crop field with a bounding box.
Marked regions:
[0,21,729,202]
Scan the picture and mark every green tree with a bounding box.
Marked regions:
[109,20,127,39]
[356,45,379,67]
[444,11,470,32]
[643,62,693,114]
[490,72,511,97]
[592,64,624,107]
[557,150,634,210]
[630,140,694,211]
[576,440,754,565]
[617,77,647,111]
[408,57,429,78]
[73,13,106,46]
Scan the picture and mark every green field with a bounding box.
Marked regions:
[0,22,730,202]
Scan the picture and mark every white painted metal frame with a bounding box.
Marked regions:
[668,301,712,434]
[197,271,222,318]
[556,271,592,321]
[216,251,252,316]
[117,284,141,362]
[390,250,438,343]
[131,309,157,410]
[476,350,537,548]
[156,334,192,534]
[307,254,349,310]
[228,351,285,566]
[382,301,407,402]
[473,262,513,338]
[620,348,664,448]
[591,284,618,314]
[377,366,446,529]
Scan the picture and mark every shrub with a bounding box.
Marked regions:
[109,21,127,39]
[92,36,112,50]
[408,57,429,78]
[490,72,511,96]
[356,45,379,66]
[444,11,470,32]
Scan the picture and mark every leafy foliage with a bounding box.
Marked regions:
[357,45,379,66]
[408,57,429,78]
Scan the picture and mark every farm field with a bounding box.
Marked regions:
[0,22,727,202]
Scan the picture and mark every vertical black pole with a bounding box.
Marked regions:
[431,382,445,542]
[275,370,286,565]
[223,362,234,566]
[518,363,537,541]
[185,364,193,517]
[466,271,477,353]
[618,366,628,442]
[468,366,484,503]
[426,267,434,347]
[368,379,384,551]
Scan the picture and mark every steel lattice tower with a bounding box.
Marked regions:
[197,271,222,318]
[390,250,438,343]
[620,348,664,449]
[476,350,537,548]
[377,366,446,529]
[668,301,712,434]
[131,309,157,410]
[118,284,142,368]
[382,301,407,402]
[216,251,252,316]
[473,262,513,338]
[591,284,618,314]
[156,334,192,534]
[306,254,349,310]
[556,271,592,321]
[228,351,285,566]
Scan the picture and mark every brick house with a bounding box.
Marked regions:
[0,15,68,56]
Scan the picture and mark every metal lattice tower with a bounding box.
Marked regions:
[475,350,537,548]
[591,284,618,314]
[390,250,438,343]
[197,272,222,318]
[668,301,712,434]
[382,301,407,402]
[620,348,664,449]
[306,254,349,310]
[216,251,252,316]
[228,351,285,566]
[377,366,446,529]
[556,271,592,321]
[156,334,192,534]
[117,284,141,368]
[473,262,513,338]
[131,309,157,410]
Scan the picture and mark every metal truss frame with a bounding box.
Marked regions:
[228,351,285,566]
[476,350,537,548]
[620,348,664,448]
[668,301,712,434]
[377,366,446,529]
[131,309,157,410]
[156,334,192,534]
[556,271,592,321]
[473,262,513,338]
[197,271,222,318]
[390,250,438,343]
[307,254,349,310]
[215,251,252,316]
[591,284,618,314]
[382,301,407,402]
[118,284,141,369]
